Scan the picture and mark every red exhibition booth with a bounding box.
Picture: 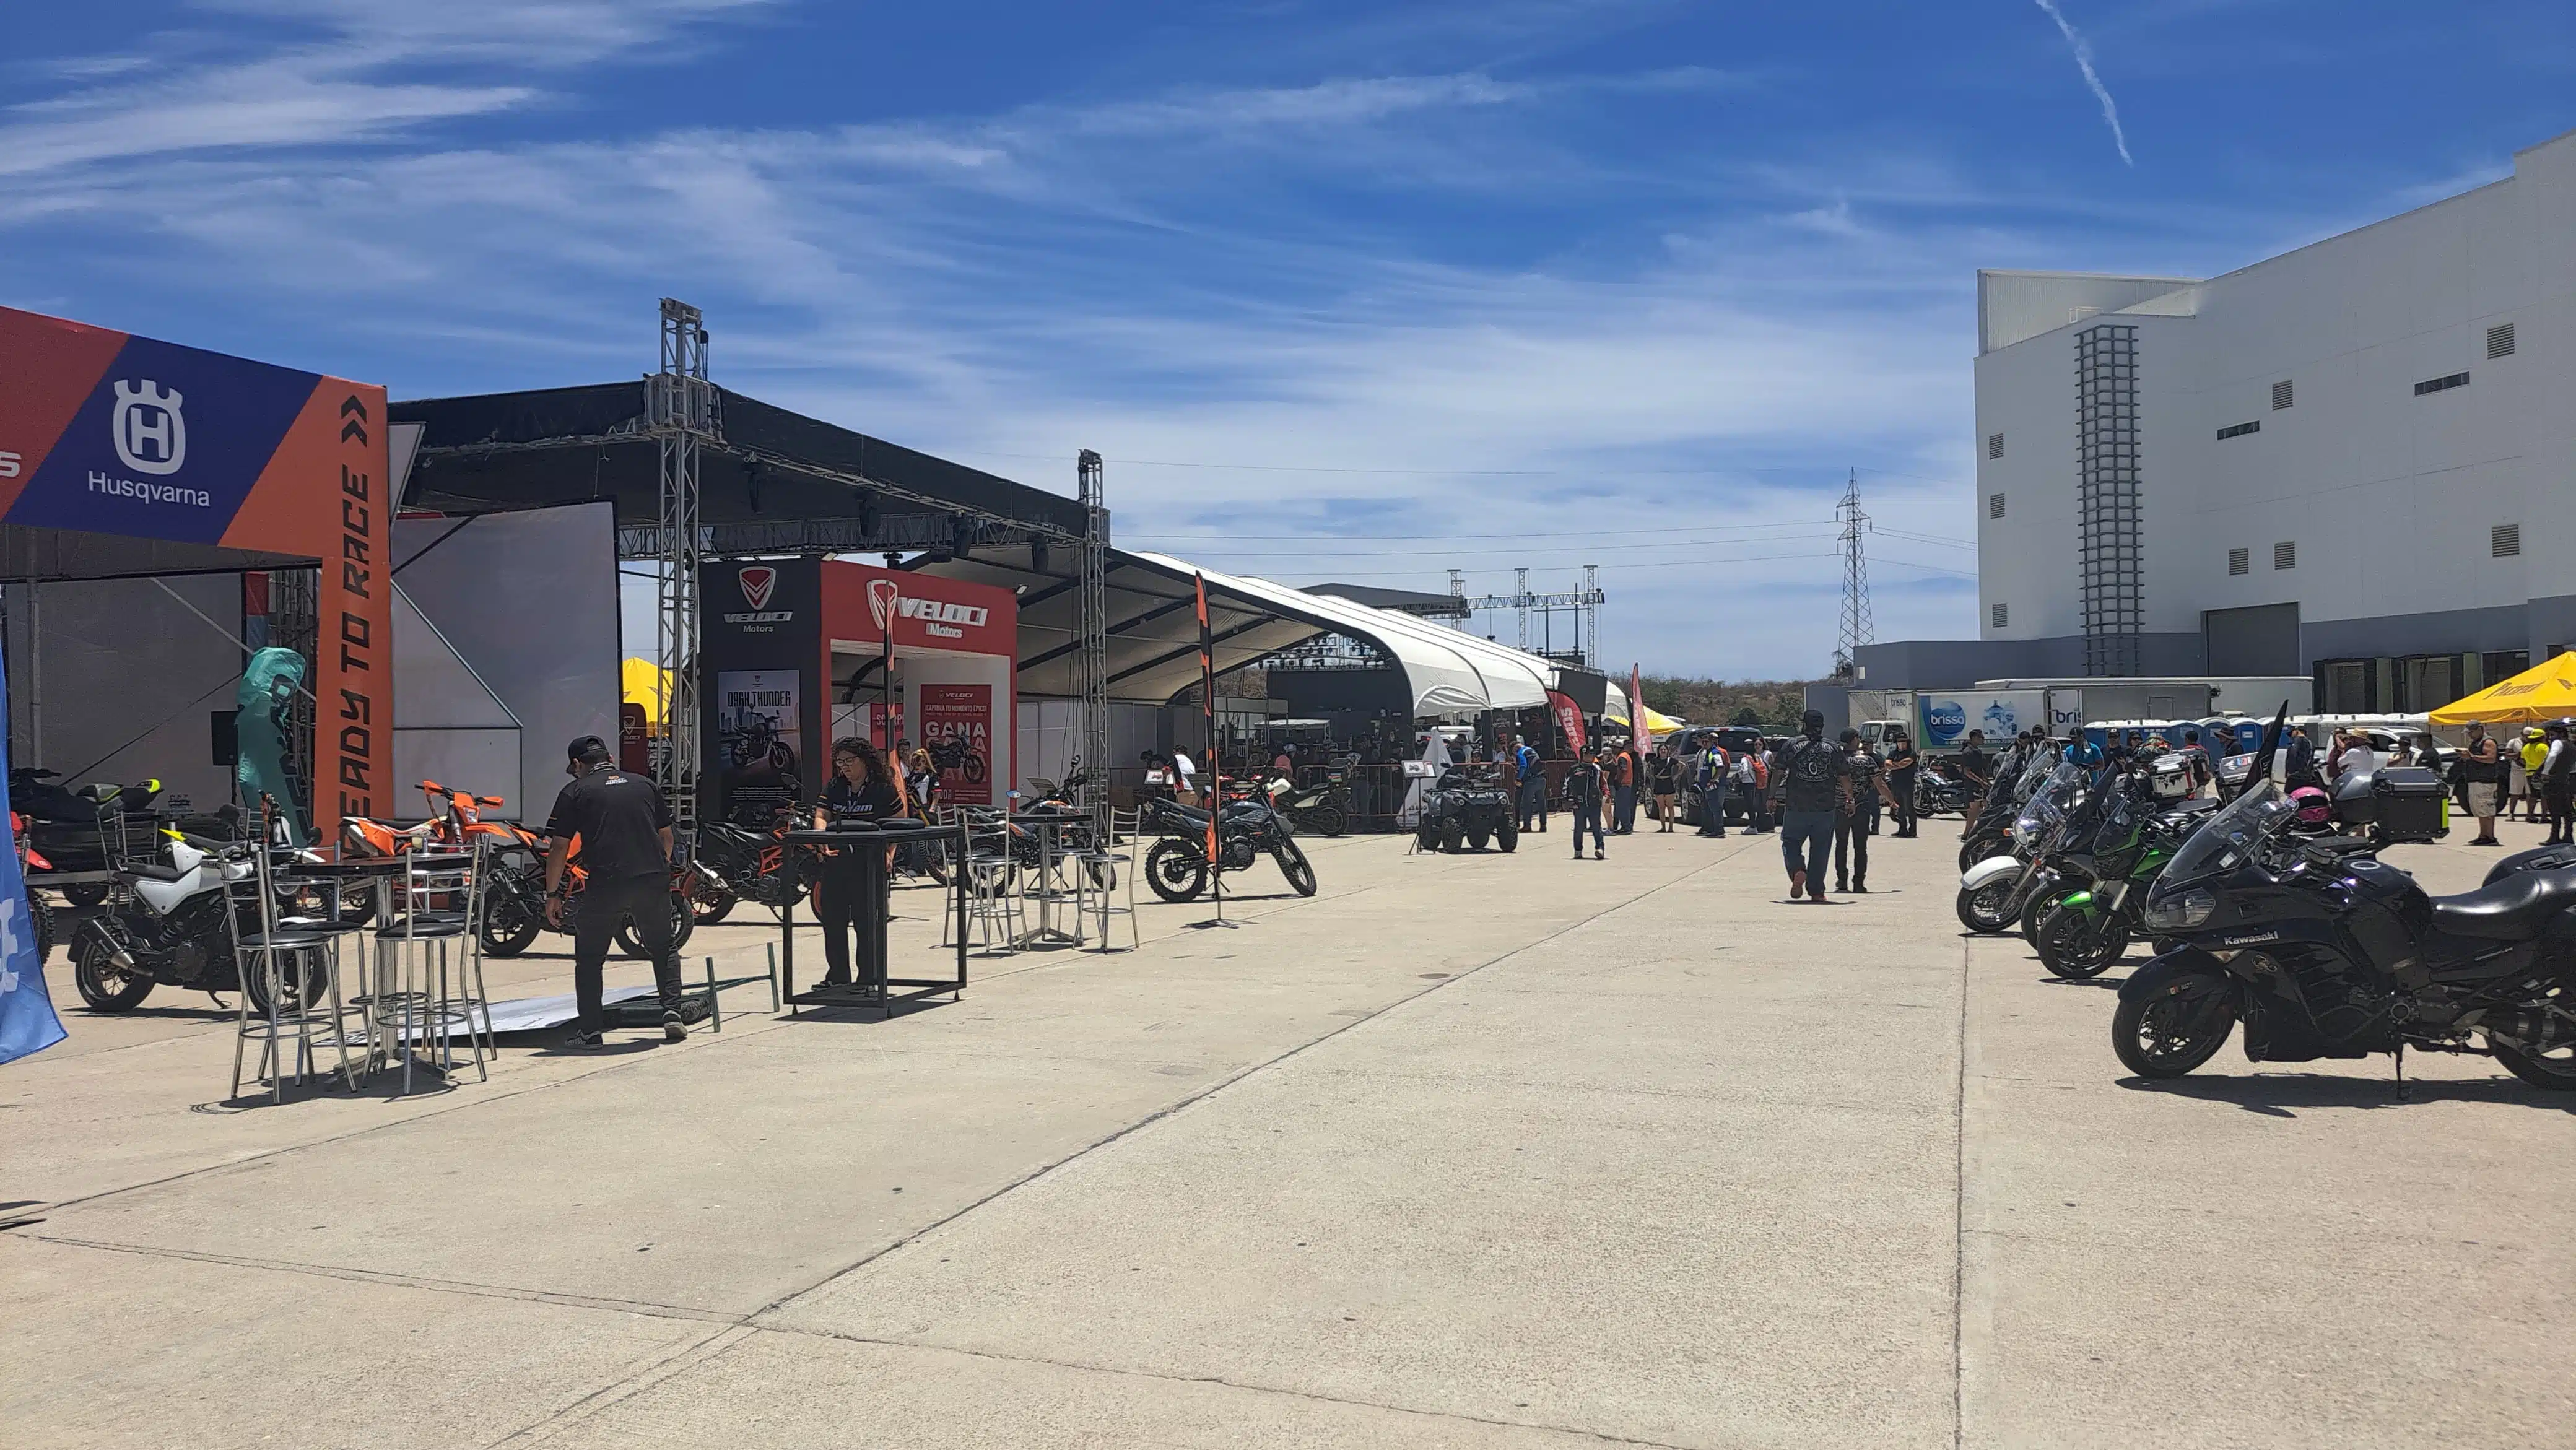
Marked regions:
[699,556,1017,824]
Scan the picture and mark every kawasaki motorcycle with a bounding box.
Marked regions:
[2115,773,2576,1090]
[2032,779,2206,979]
[1954,762,2086,934]
[1141,795,1316,902]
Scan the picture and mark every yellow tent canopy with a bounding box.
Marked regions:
[2429,651,2576,726]
[622,657,669,726]
[1604,705,1689,737]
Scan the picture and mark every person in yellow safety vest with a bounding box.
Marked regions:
[2519,727,2549,822]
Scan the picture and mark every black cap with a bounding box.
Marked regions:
[1802,710,1825,731]
[567,734,612,765]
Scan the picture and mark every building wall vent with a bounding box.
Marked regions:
[2414,371,2471,396]
[2492,523,2522,558]
[2271,380,2294,410]
[2217,420,2260,441]
[2273,540,2297,571]
[1986,432,2005,460]
[1988,492,2006,519]
[2228,546,2250,576]
[1992,602,2009,629]
[2487,323,2517,359]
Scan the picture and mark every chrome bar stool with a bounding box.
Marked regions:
[369,846,487,1093]
[1081,805,1141,952]
[944,815,1024,953]
[227,837,358,1104]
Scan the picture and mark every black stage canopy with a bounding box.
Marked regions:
[389,382,1087,556]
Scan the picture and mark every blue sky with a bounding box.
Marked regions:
[5,1,2570,680]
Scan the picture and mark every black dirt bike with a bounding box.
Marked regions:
[1268,772,1351,838]
[1141,796,1315,902]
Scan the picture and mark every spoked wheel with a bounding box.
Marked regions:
[1146,840,1208,902]
[1957,839,1996,874]
[2113,982,2235,1077]
[243,950,328,1017]
[72,937,153,1011]
[1956,878,2017,934]
[479,892,543,958]
[690,882,738,926]
[2037,905,2128,980]
[617,893,697,958]
[1276,840,1318,897]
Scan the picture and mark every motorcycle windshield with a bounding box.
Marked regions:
[2010,746,2060,805]
[2159,779,2291,890]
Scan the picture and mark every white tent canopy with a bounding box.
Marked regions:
[1126,552,1553,716]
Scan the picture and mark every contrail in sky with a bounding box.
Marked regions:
[2033,0,2134,167]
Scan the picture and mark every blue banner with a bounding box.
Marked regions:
[0,644,66,1066]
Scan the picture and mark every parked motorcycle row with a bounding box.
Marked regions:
[1953,714,2576,1092]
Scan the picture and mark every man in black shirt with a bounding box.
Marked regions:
[1953,729,1993,839]
[1770,711,1844,902]
[544,735,684,1046]
[1882,729,1920,837]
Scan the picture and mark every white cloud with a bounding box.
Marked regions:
[2032,0,2136,167]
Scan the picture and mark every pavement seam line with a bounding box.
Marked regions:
[484,1325,762,1449]
[747,838,1759,1324]
[1952,932,1970,1450]
[749,1321,1700,1449]
[22,1233,740,1324]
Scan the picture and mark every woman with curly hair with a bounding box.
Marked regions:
[814,736,900,986]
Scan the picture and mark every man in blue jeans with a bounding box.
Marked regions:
[1696,740,1728,838]
[1565,747,1608,860]
[1769,711,1845,903]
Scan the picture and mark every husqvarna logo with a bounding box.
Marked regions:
[111,380,186,475]
[738,566,777,610]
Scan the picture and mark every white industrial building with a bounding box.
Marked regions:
[1863,126,2576,713]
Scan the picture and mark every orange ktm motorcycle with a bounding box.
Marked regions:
[343,781,691,960]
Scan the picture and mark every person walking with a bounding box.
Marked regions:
[814,737,902,988]
[1882,729,1919,837]
[543,735,687,1048]
[1171,746,1199,806]
[1565,747,1608,861]
[1609,742,1638,835]
[1832,729,1896,893]
[1738,744,1772,833]
[1695,737,1730,838]
[2542,719,2574,844]
[1771,712,1844,903]
[1648,747,1679,832]
[2463,721,2504,845]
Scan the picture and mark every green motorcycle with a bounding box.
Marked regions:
[2034,784,2201,980]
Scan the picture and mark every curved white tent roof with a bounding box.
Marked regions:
[1127,552,1552,714]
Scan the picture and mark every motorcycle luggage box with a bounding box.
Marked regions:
[2369,767,2448,844]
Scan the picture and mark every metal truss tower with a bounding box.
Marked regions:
[649,299,716,832]
[1456,569,1607,667]
[1076,450,1111,831]
[1834,469,1874,680]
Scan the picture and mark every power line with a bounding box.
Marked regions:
[1134,530,1840,560]
[1126,518,1837,542]
[954,448,1970,488]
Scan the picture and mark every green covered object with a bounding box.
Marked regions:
[237,646,307,846]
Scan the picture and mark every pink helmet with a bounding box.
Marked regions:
[2289,784,2331,827]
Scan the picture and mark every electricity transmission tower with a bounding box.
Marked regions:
[1834,469,1874,680]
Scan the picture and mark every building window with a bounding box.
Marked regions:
[2271,380,2294,410]
[2399,654,2459,712]
[2319,659,2373,713]
[2492,523,2521,558]
[2227,546,2249,576]
[2076,323,2143,677]
[2488,323,2517,359]
[2484,650,2530,684]
[2273,540,2296,571]
[1988,492,2006,519]
[1986,432,2005,460]
[2216,420,2260,440]
[2414,371,2471,396]
[1992,602,2009,629]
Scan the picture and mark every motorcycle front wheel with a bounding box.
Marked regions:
[1276,840,1318,897]
[1956,878,2017,934]
[2037,904,2128,980]
[1306,804,1347,838]
[242,952,328,1017]
[617,893,697,958]
[1145,840,1207,902]
[2112,987,2234,1077]
[72,938,153,1012]
[479,890,544,958]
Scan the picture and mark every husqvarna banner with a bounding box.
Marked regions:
[0,306,391,838]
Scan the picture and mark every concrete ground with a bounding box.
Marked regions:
[5,810,2572,1448]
